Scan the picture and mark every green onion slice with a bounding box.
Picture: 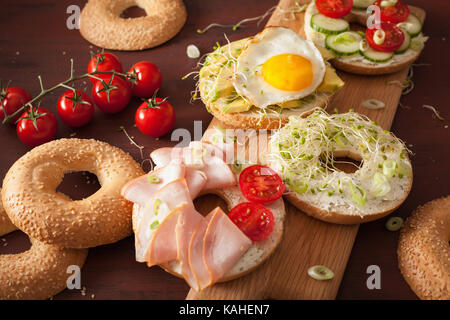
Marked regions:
[150,220,160,230]
[383,159,397,177]
[385,216,403,231]
[148,175,161,184]
[153,199,162,216]
[307,265,334,280]
[349,181,366,206]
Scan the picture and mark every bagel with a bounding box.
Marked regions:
[398,196,450,300]
[267,109,413,224]
[133,186,286,282]
[198,28,345,130]
[0,189,16,236]
[79,0,187,51]
[2,138,144,248]
[0,236,88,300]
[304,2,426,75]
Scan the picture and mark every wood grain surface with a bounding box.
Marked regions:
[186,0,425,300]
[0,0,448,300]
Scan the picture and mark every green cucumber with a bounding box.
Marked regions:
[395,29,411,54]
[397,13,422,38]
[361,47,394,62]
[325,31,363,56]
[353,0,375,10]
[311,13,349,35]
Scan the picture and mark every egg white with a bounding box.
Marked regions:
[233,27,326,109]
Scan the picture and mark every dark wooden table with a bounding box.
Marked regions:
[0,0,448,300]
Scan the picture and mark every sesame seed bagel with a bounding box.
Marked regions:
[79,0,187,51]
[0,236,88,300]
[2,138,144,248]
[398,196,450,300]
[158,186,285,282]
[0,189,16,236]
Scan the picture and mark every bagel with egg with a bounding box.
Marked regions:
[198,27,345,129]
[304,0,427,75]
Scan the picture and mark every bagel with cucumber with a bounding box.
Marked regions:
[305,0,427,75]
[197,27,345,129]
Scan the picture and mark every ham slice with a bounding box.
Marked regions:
[203,208,252,285]
[134,179,192,262]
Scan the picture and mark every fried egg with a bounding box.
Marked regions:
[233,27,326,108]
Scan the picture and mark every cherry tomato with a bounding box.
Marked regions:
[228,202,275,241]
[239,165,285,204]
[316,0,353,19]
[366,22,405,52]
[135,93,175,137]
[16,107,57,147]
[91,75,131,114]
[57,90,94,127]
[0,87,32,123]
[128,61,162,98]
[374,0,410,24]
[87,52,123,84]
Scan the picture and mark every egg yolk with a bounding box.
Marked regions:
[262,54,313,91]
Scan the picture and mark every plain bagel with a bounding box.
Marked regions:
[0,189,16,237]
[80,0,187,50]
[398,196,450,300]
[2,138,144,248]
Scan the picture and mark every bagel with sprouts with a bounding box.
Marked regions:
[197,27,345,129]
[267,109,413,224]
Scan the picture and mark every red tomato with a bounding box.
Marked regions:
[16,107,57,147]
[57,90,94,127]
[366,22,405,52]
[374,0,410,24]
[316,0,353,19]
[91,75,131,114]
[239,165,285,204]
[0,87,32,123]
[135,94,175,137]
[128,61,162,98]
[87,52,123,84]
[228,202,274,241]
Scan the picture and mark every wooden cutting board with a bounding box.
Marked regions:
[187,0,425,300]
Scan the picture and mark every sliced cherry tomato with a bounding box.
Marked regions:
[366,22,405,52]
[16,107,57,147]
[57,90,94,127]
[91,74,131,114]
[239,165,285,204]
[316,0,353,19]
[135,93,175,137]
[87,52,123,84]
[228,202,274,241]
[128,61,162,98]
[0,87,32,123]
[374,0,410,24]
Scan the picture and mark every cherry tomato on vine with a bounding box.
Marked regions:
[16,107,57,147]
[366,22,404,52]
[315,0,353,19]
[87,52,123,84]
[228,202,275,241]
[91,75,131,114]
[0,87,32,123]
[127,61,162,98]
[239,165,285,204]
[373,0,410,24]
[135,92,175,137]
[57,90,94,127]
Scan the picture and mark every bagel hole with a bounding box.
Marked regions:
[56,171,100,201]
[320,155,362,174]
[120,6,147,18]
[194,194,228,217]
[0,231,31,255]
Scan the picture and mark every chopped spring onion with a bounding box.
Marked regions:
[287,179,308,194]
[361,99,386,110]
[307,265,334,280]
[349,181,366,206]
[153,199,162,215]
[396,160,412,178]
[383,159,397,177]
[385,217,403,231]
[148,175,161,184]
[373,29,386,45]
[150,220,160,230]
[371,172,391,197]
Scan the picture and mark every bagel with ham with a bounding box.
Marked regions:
[304,0,427,75]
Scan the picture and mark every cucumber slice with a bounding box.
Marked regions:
[361,47,394,62]
[353,0,375,10]
[397,13,422,38]
[325,32,362,56]
[395,29,411,54]
[311,13,349,35]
